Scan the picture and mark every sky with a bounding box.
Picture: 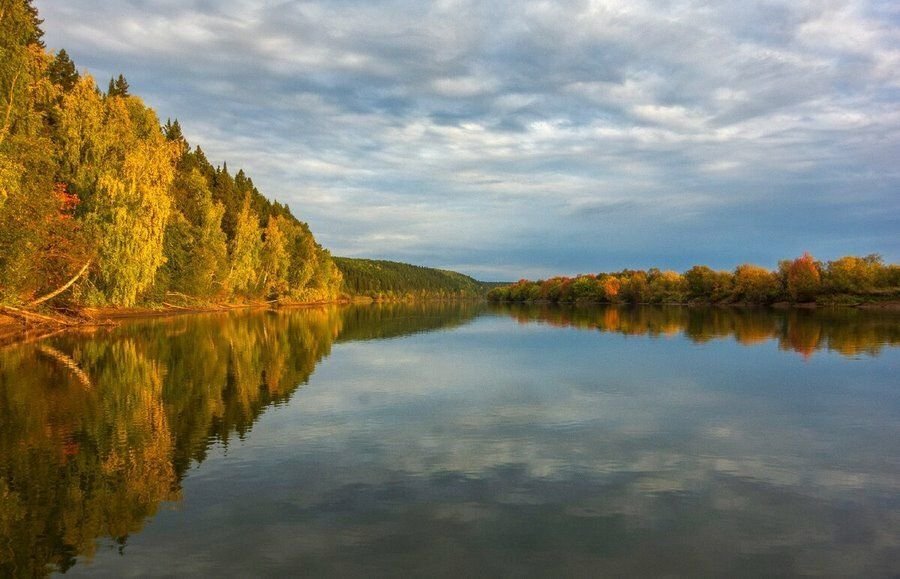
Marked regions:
[36,0,900,281]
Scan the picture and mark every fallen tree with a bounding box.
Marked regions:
[27,260,91,307]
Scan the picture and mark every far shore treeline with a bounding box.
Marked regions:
[334,257,485,301]
[0,1,342,309]
[487,253,900,306]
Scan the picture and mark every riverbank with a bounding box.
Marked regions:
[0,295,493,346]
[4,297,897,347]
[0,298,349,346]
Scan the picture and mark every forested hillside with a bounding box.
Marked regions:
[0,1,341,309]
[334,257,484,300]
[488,253,900,306]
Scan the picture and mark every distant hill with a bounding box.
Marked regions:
[334,257,486,299]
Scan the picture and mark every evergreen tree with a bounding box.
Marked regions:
[23,0,45,47]
[163,118,182,140]
[48,49,79,91]
[115,74,129,96]
[107,74,129,97]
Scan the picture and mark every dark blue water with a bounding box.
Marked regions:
[1,304,897,577]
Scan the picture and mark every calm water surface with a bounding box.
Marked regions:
[1,304,898,577]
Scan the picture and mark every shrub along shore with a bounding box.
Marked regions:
[487,253,900,307]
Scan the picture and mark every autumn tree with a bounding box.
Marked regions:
[620,271,649,304]
[824,255,880,294]
[571,275,601,301]
[1,1,345,308]
[780,252,822,303]
[0,1,69,302]
[733,264,780,303]
[227,195,263,296]
[602,276,622,301]
[648,270,686,303]
[261,215,291,298]
[54,79,179,304]
[287,222,317,291]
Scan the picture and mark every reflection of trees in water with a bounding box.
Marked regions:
[336,301,482,343]
[0,303,476,576]
[0,303,894,575]
[0,338,179,575]
[493,304,900,358]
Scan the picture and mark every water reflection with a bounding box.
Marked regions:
[0,303,479,576]
[493,303,900,357]
[0,303,897,576]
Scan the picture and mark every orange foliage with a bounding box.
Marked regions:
[54,182,79,218]
[785,252,821,302]
[603,277,621,298]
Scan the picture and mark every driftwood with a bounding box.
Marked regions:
[0,304,78,326]
[0,306,115,349]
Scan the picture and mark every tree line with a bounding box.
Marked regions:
[487,253,900,305]
[0,1,342,309]
[334,257,485,300]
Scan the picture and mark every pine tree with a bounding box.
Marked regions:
[48,49,79,91]
[23,0,45,47]
[107,74,129,97]
[163,118,185,144]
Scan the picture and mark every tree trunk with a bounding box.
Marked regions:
[0,67,21,148]
[28,260,91,307]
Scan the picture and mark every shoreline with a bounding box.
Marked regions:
[0,296,485,346]
[4,298,898,347]
[0,299,346,346]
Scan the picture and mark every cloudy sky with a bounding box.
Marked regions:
[37,0,900,280]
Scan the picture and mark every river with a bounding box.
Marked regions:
[0,303,897,576]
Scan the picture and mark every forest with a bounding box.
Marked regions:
[487,253,900,305]
[0,1,342,312]
[334,257,485,300]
